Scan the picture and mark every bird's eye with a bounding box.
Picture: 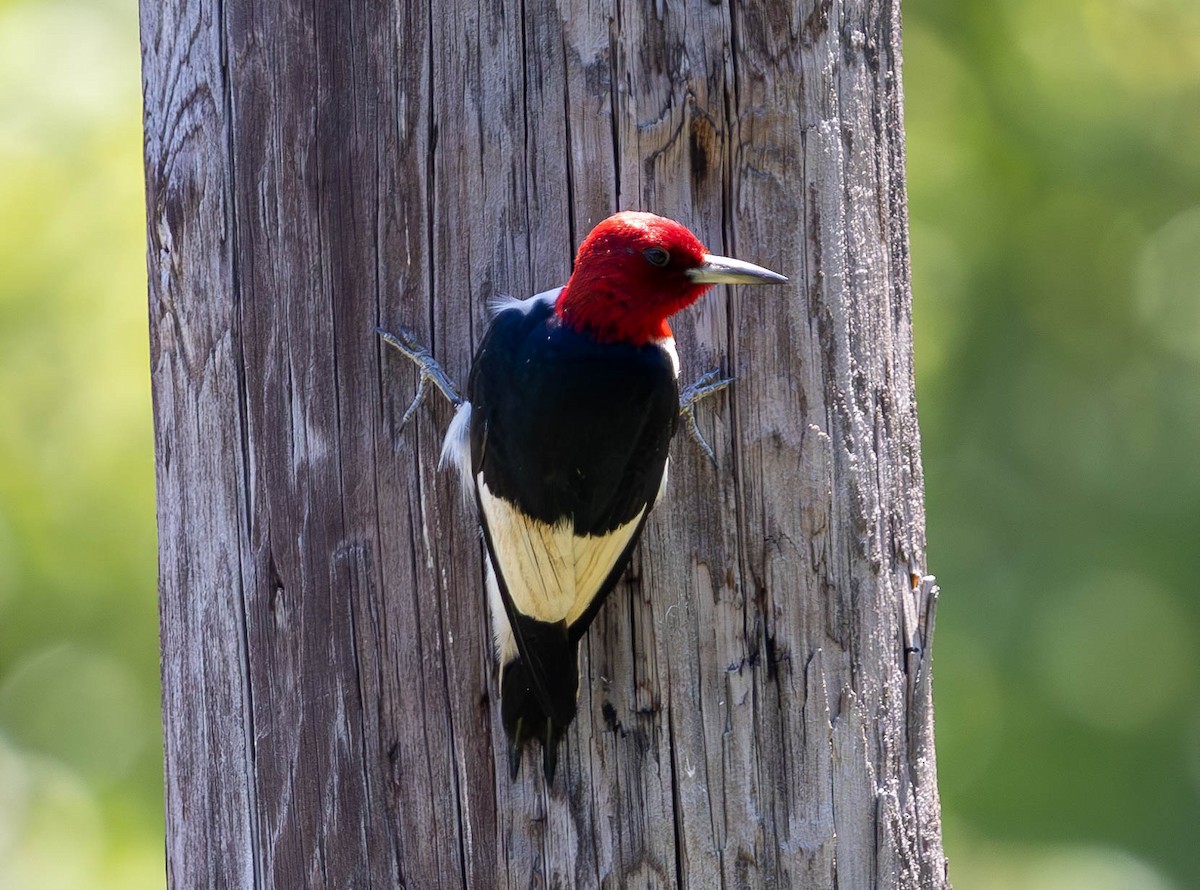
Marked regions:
[643,247,670,267]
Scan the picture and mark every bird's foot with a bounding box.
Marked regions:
[377,326,463,424]
[679,368,734,468]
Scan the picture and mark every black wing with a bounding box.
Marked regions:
[468,298,678,716]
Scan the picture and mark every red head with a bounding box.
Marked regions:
[555,211,786,345]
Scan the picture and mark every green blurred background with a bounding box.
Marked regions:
[0,0,1196,886]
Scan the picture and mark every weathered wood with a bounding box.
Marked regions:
[143,0,946,887]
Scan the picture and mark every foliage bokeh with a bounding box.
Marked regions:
[905,2,1200,887]
[0,0,162,886]
[0,0,1196,886]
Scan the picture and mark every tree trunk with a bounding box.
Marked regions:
[142,0,946,886]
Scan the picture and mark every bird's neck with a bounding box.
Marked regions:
[555,278,705,346]
[555,291,671,345]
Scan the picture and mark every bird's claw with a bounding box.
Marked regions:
[679,368,734,468]
[377,325,463,425]
[682,368,733,400]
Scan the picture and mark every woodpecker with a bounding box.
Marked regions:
[380,211,785,782]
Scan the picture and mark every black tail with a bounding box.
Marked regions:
[500,626,579,782]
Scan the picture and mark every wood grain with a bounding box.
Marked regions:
[143,0,947,886]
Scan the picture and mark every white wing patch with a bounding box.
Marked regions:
[478,478,644,626]
[566,520,642,625]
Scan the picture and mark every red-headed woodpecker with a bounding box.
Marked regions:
[380,211,786,781]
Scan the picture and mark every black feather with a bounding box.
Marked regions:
[469,298,678,780]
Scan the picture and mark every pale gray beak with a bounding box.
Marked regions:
[688,253,788,285]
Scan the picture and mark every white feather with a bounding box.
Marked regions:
[654,457,670,507]
[487,286,563,317]
[485,555,519,665]
[439,401,473,503]
[654,336,681,379]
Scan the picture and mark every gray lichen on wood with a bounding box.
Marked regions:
[143,0,948,887]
